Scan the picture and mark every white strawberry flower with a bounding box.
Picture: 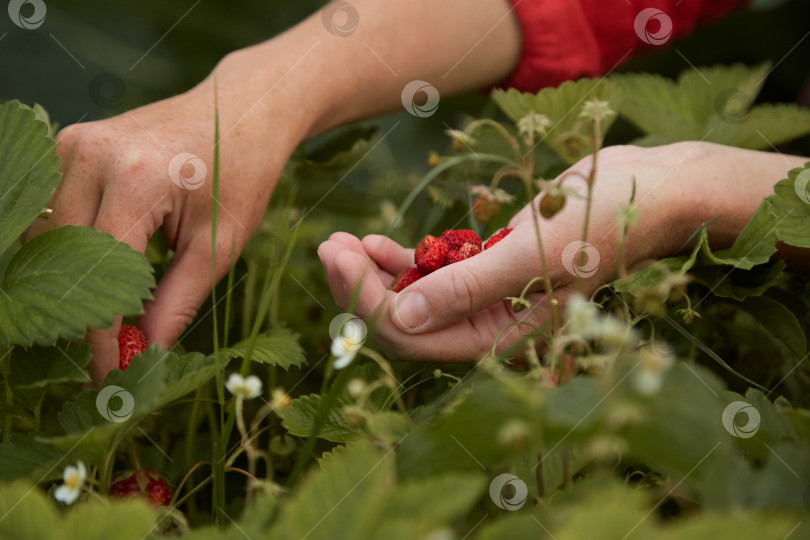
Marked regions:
[54,461,86,505]
[226,373,263,400]
[331,318,366,369]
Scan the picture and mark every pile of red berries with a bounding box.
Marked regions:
[392,228,512,292]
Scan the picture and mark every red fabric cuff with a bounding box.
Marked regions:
[503,0,749,93]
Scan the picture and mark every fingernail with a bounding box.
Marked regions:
[393,291,430,330]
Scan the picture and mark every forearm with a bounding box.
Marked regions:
[665,142,808,268]
[204,0,521,139]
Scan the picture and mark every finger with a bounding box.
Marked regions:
[317,240,353,308]
[85,189,161,381]
[323,233,390,283]
[335,249,550,362]
[389,228,541,334]
[361,234,414,275]
[138,231,236,349]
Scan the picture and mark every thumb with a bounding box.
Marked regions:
[390,232,537,333]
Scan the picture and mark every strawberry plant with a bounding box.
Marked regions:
[1,60,810,540]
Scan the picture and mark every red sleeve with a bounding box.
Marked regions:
[502,0,749,92]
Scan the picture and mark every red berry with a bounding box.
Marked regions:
[458,242,482,259]
[473,196,501,225]
[118,325,147,371]
[445,250,463,265]
[484,228,513,250]
[391,267,424,292]
[110,470,171,507]
[414,235,449,274]
[146,478,172,507]
[109,476,139,497]
[446,242,482,266]
[439,229,481,251]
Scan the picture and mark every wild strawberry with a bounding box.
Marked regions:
[484,228,513,250]
[391,267,423,292]
[445,250,463,265]
[445,242,482,266]
[109,475,139,497]
[439,229,481,251]
[473,196,501,225]
[414,235,448,274]
[118,325,147,370]
[459,242,482,258]
[110,469,171,507]
[146,478,172,507]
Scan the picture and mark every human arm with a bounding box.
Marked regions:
[47,0,522,382]
[317,142,809,361]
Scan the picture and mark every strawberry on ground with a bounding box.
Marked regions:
[146,478,172,506]
[118,325,147,371]
[109,475,139,497]
[484,228,513,250]
[391,267,423,292]
[110,469,172,507]
[439,229,481,251]
[414,235,448,274]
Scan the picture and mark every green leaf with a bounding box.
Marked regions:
[376,472,486,540]
[616,63,810,149]
[9,342,91,410]
[0,481,158,540]
[768,164,810,248]
[0,481,59,539]
[689,260,785,300]
[708,103,810,150]
[397,376,544,479]
[271,442,394,540]
[492,79,620,162]
[9,343,91,389]
[220,327,306,369]
[659,513,804,540]
[279,393,358,443]
[0,101,61,255]
[63,498,158,539]
[0,432,73,482]
[735,296,806,359]
[0,226,155,347]
[621,362,732,496]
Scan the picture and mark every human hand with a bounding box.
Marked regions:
[33,50,317,383]
[318,142,789,362]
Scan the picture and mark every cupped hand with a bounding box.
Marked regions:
[318,142,744,362]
